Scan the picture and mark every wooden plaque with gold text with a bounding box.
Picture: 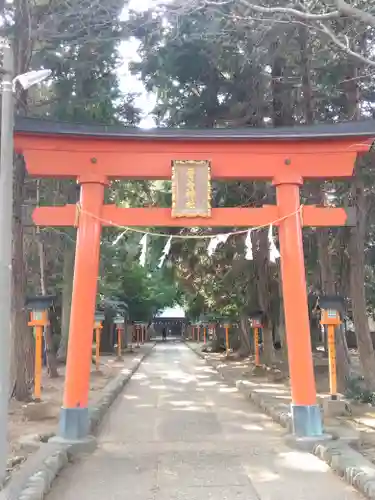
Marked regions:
[172,160,211,218]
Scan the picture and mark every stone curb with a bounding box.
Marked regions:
[15,447,69,500]
[184,342,292,429]
[3,345,155,500]
[313,441,375,499]
[186,342,375,500]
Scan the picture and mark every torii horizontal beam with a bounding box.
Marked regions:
[32,205,355,228]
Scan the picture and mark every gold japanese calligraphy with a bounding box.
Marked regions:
[186,167,196,209]
[172,160,211,218]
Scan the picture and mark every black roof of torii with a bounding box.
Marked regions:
[14,117,375,142]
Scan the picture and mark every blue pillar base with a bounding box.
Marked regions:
[59,407,89,440]
[291,404,323,437]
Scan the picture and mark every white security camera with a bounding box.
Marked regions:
[13,69,51,90]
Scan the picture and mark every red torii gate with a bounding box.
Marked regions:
[14,117,375,442]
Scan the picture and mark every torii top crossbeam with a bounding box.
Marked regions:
[14,117,375,180]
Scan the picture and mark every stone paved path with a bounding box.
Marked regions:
[46,342,363,500]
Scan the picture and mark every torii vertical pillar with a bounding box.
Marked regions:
[275,174,321,437]
[59,176,105,441]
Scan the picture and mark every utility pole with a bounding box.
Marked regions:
[0,40,14,486]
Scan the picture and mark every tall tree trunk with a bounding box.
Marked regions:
[253,230,275,365]
[9,0,36,401]
[37,234,59,377]
[267,41,294,366]
[276,271,288,363]
[262,323,275,366]
[237,315,251,357]
[307,167,352,388]
[317,228,352,390]
[11,156,34,401]
[308,178,352,389]
[271,51,294,127]
[349,172,375,390]
[57,242,75,362]
[298,24,314,125]
[57,183,77,362]
[344,49,375,390]
[36,180,59,377]
[316,228,332,359]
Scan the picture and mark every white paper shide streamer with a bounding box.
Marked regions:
[158,236,172,269]
[207,233,230,257]
[244,229,253,260]
[134,221,281,269]
[139,234,148,267]
[112,229,128,246]
[268,225,280,263]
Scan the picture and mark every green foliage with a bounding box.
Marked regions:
[129,7,269,127]
[19,0,142,126]
[100,233,180,321]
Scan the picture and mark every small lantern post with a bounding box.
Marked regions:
[26,295,56,401]
[203,323,207,345]
[199,316,208,345]
[319,296,345,400]
[102,299,128,350]
[223,320,231,355]
[134,322,142,347]
[114,315,124,360]
[250,311,264,367]
[94,312,105,370]
[209,322,216,341]
[142,324,146,344]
